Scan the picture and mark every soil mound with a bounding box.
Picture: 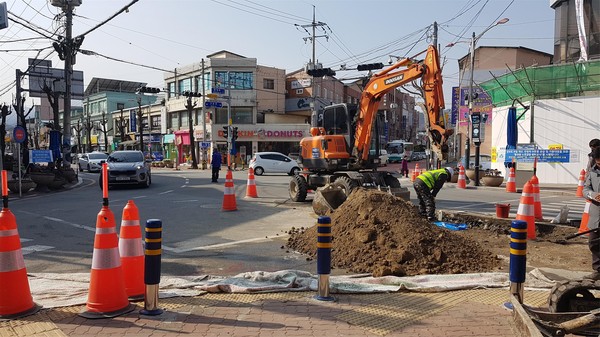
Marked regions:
[287,188,500,277]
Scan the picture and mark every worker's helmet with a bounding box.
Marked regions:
[445,167,454,181]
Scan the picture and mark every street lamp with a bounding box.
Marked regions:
[447,17,508,186]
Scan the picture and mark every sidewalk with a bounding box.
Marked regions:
[0,287,550,337]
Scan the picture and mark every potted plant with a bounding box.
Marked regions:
[481,169,504,187]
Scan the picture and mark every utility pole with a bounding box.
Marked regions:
[184,91,200,169]
[201,58,207,170]
[136,95,144,152]
[299,6,328,126]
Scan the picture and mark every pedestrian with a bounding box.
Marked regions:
[586,138,600,174]
[401,155,409,178]
[582,146,600,280]
[211,148,222,183]
[413,167,453,221]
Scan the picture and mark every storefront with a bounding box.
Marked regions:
[211,124,310,164]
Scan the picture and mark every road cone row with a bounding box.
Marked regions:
[80,205,135,318]
[245,167,258,198]
[506,166,516,193]
[529,175,543,221]
[515,181,536,240]
[576,169,585,197]
[222,169,237,211]
[578,199,591,234]
[0,206,40,319]
[457,165,466,189]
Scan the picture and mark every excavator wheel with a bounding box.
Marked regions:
[548,279,600,313]
[332,176,358,197]
[289,174,308,202]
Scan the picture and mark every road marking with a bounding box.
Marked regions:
[159,190,174,195]
[22,245,54,255]
[170,234,289,253]
[43,216,96,232]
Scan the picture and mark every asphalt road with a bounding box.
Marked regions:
[10,164,582,277]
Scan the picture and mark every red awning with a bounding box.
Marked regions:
[174,130,190,146]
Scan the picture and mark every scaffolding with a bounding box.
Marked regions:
[479,58,600,107]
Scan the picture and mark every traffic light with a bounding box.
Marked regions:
[222,126,229,138]
[356,63,384,71]
[232,126,238,141]
[138,86,161,94]
[307,68,336,77]
[182,91,202,97]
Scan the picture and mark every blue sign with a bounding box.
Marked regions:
[211,87,225,94]
[130,110,137,132]
[505,149,570,163]
[13,126,26,143]
[200,142,211,149]
[205,101,223,108]
[29,150,53,163]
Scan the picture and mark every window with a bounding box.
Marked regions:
[196,72,211,94]
[263,78,274,90]
[296,89,304,95]
[169,112,179,129]
[215,71,253,90]
[178,78,192,94]
[214,107,253,124]
[151,115,161,129]
[167,82,175,98]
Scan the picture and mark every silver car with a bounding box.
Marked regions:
[98,150,151,188]
[78,152,108,172]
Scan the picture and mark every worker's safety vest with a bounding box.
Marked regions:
[417,168,447,189]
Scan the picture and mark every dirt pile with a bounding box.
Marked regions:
[287,188,500,277]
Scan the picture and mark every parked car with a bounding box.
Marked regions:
[460,154,492,170]
[369,149,389,166]
[78,152,108,172]
[98,150,151,188]
[249,152,301,176]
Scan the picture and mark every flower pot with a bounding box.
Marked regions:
[7,179,36,193]
[29,172,56,186]
[465,169,476,180]
[450,173,458,183]
[482,175,504,187]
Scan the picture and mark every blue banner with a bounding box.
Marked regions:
[30,150,53,163]
[505,149,570,163]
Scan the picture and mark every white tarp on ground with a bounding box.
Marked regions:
[29,268,585,309]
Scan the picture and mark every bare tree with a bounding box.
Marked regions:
[82,113,93,153]
[0,104,12,161]
[13,97,34,166]
[115,108,128,149]
[99,111,113,152]
[72,119,83,154]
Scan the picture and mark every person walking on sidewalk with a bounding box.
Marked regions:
[413,167,453,221]
[582,146,600,280]
[211,148,222,183]
[400,155,409,178]
[586,138,600,174]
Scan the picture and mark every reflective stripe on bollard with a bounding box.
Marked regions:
[140,219,163,316]
[315,216,334,301]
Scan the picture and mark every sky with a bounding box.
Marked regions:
[0,0,555,117]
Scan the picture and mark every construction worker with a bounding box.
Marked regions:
[413,167,453,221]
[582,146,600,280]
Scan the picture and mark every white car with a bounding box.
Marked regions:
[78,152,109,172]
[249,152,301,176]
[370,149,389,166]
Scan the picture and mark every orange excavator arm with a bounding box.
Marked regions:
[353,45,453,163]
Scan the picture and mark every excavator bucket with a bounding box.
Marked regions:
[312,184,347,216]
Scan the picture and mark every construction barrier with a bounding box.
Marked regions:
[506,166,516,193]
[0,171,39,320]
[81,163,135,319]
[245,167,258,198]
[222,169,237,211]
[529,175,543,221]
[578,199,591,234]
[140,219,163,316]
[457,165,466,189]
[119,200,144,300]
[576,169,585,197]
[515,181,536,240]
[509,220,528,304]
[315,216,334,301]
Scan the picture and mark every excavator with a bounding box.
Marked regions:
[289,44,453,213]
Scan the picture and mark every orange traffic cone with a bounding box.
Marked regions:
[457,165,466,189]
[411,163,420,182]
[578,199,591,234]
[80,206,135,318]
[0,207,40,319]
[506,166,516,193]
[576,169,585,197]
[222,169,237,211]
[245,167,258,198]
[529,175,543,221]
[516,181,536,240]
[118,200,144,300]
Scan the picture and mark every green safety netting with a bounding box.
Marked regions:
[479,58,600,107]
